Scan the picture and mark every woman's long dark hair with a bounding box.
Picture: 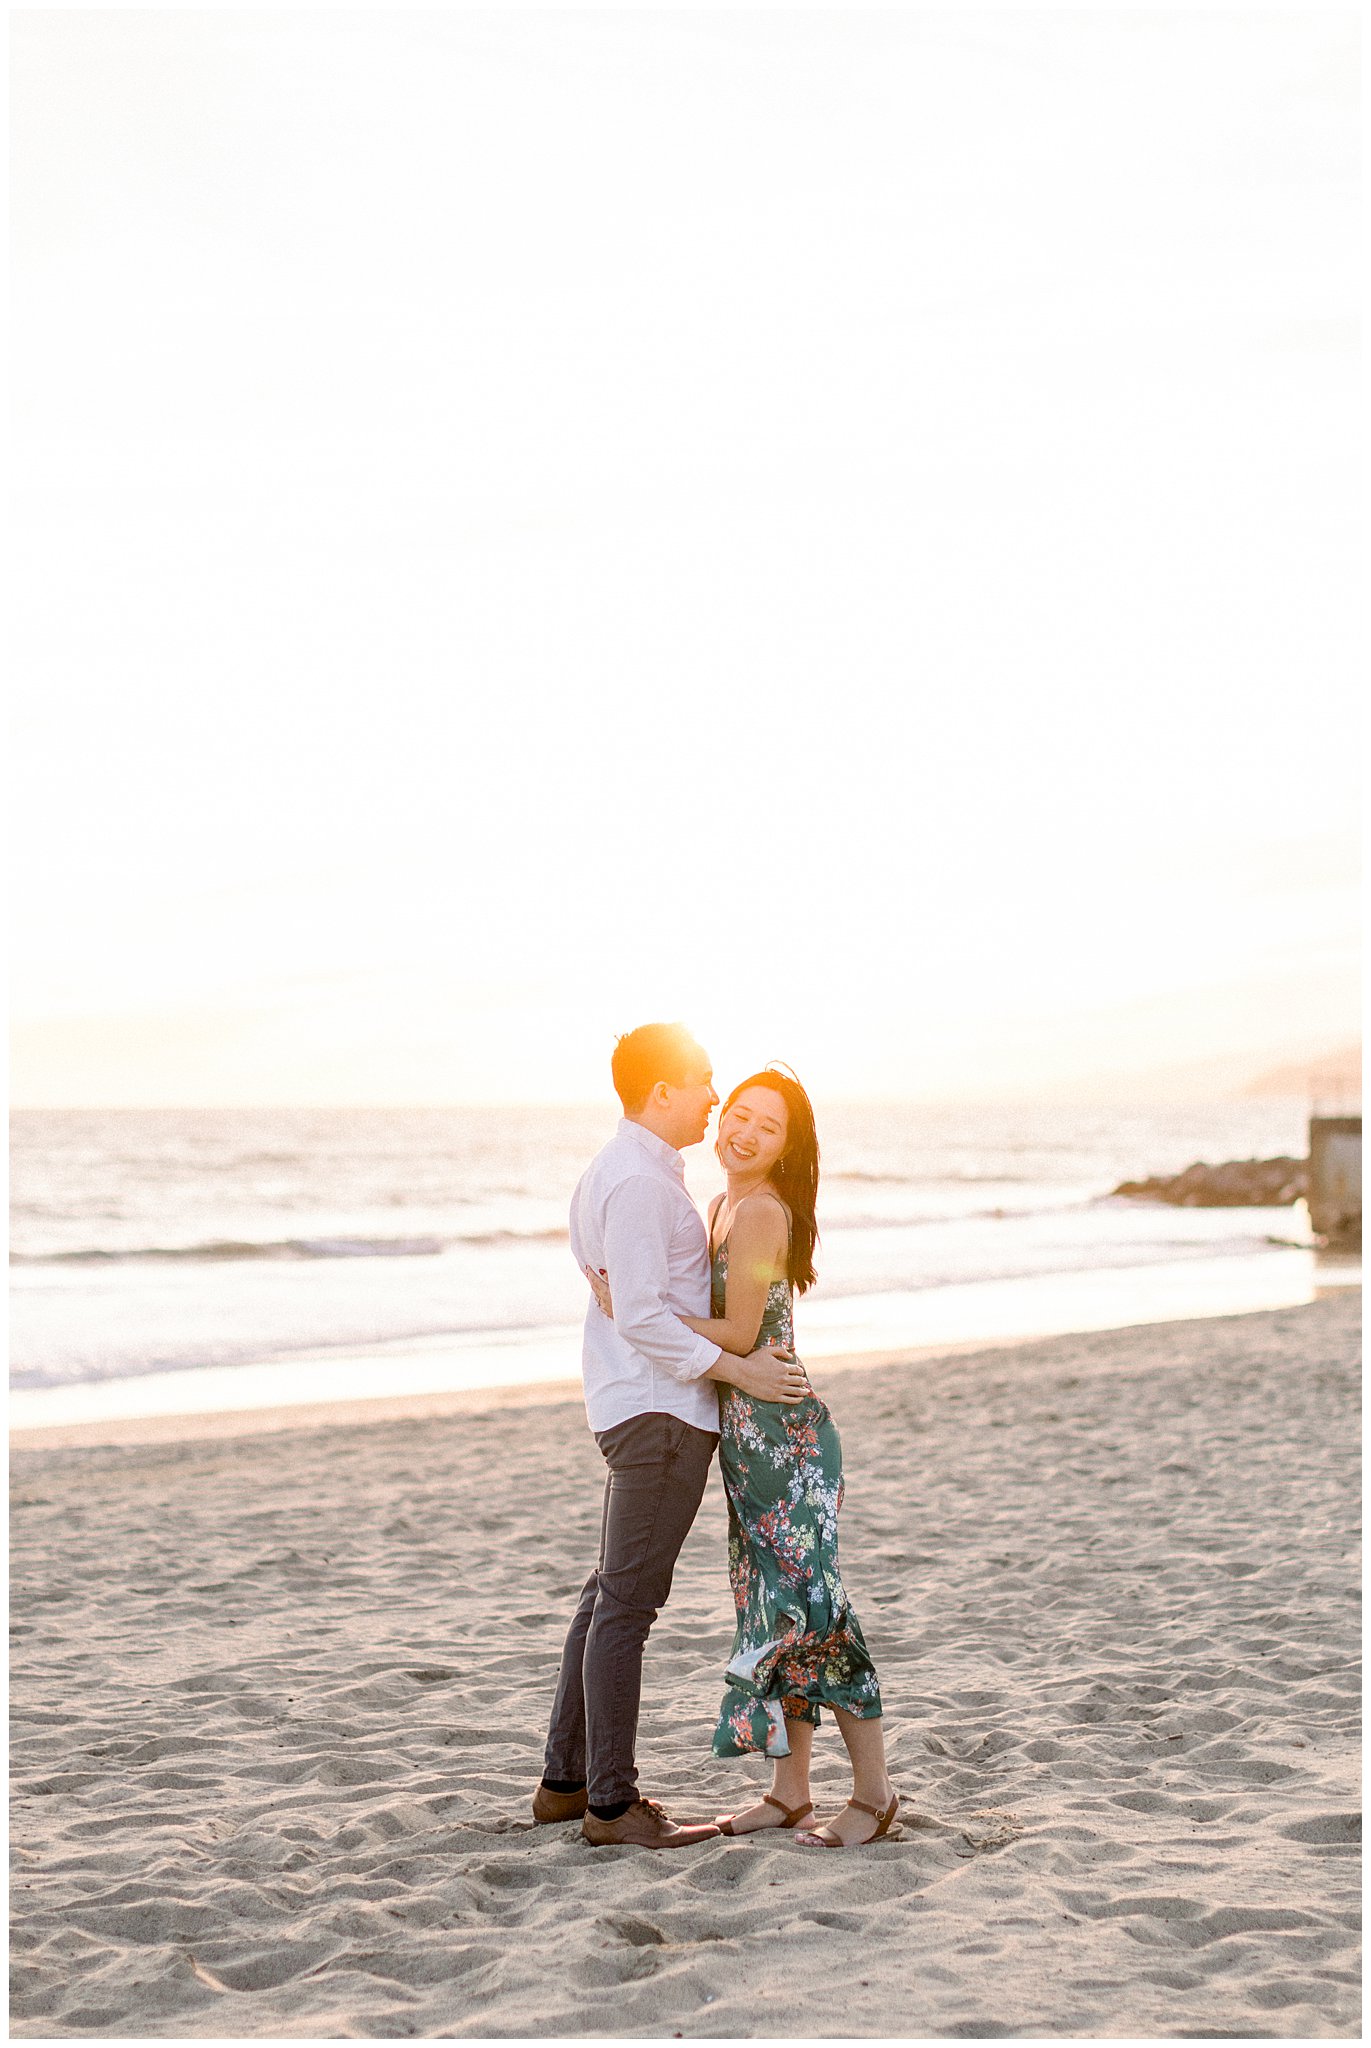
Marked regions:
[719,1065,820,1294]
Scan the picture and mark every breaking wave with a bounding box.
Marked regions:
[11,1227,570,1267]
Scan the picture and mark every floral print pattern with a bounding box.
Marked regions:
[710,1237,882,1759]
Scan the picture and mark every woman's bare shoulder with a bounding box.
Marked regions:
[731,1190,790,1242]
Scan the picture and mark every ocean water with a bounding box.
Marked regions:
[9,1101,1349,1429]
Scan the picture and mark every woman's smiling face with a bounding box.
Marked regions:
[717,1085,789,1180]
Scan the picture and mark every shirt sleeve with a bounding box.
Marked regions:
[602,1176,724,1382]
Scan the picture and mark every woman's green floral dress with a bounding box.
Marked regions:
[710,1228,883,1759]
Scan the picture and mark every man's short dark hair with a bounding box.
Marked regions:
[611,1022,704,1113]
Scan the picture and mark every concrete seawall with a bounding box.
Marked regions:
[1308,1115,1361,1244]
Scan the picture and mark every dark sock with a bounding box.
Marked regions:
[588,1799,632,1822]
[541,1777,585,1796]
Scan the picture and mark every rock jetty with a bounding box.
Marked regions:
[1112,1157,1307,1207]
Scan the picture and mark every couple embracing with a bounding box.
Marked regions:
[532,1022,898,1851]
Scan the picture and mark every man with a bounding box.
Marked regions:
[533,1021,808,1848]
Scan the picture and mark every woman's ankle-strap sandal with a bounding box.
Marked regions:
[796,1791,901,1849]
[716,1792,816,1836]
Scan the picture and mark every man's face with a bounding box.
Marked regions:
[664,1053,719,1149]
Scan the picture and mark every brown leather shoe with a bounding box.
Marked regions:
[581,1798,719,1849]
[532,1782,588,1824]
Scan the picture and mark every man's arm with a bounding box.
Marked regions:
[703,1347,807,1403]
[601,1177,723,1383]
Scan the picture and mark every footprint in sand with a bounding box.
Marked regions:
[598,1913,667,1947]
[1279,1811,1360,1846]
[575,1945,663,1987]
[956,1809,1025,1853]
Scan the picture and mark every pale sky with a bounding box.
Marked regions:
[11,6,1360,1105]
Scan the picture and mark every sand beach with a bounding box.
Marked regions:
[9,1292,1361,2040]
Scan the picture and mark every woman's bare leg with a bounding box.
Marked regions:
[717,1714,815,1832]
[806,1709,894,1846]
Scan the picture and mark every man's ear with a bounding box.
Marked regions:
[651,1079,672,1106]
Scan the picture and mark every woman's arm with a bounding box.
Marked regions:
[681,1193,788,1357]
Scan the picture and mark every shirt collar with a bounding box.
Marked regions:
[619,1117,687,1181]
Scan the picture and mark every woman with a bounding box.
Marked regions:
[589,1065,898,1849]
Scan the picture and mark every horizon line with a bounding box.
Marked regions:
[10,1090,1346,1115]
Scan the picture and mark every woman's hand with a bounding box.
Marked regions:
[585,1264,614,1320]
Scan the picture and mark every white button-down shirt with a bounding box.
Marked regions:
[568,1119,724,1435]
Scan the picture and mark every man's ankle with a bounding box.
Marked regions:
[588,1798,632,1822]
[541,1777,585,1795]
